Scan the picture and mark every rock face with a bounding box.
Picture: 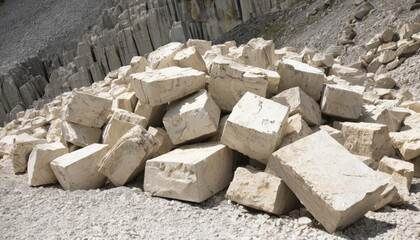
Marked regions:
[378,156,414,201]
[221,92,289,164]
[144,142,234,203]
[321,85,364,120]
[242,38,275,69]
[147,42,185,69]
[27,142,68,186]
[389,129,420,160]
[226,167,299,215]
[163,90,220,145]
[99,126,161,186]
[50,143,109,191]
[174,46,207,73]
[267,131,387,233]
[62,121,102,147]
[10,134,47,174]
[130,67,206,107]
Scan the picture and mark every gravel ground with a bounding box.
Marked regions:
[1,157,419,239]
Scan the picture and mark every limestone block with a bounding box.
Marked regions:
[373,172,399,210]
[277,59,326,101]
[221,92,289,163]
[64,91,112,128]
[402,113,420,130]
[378,42,398,52]
[226,167,299,215]
[144,142,234,203]
[360,105,403,132]
[102,109,148,147]
[130,66,206,107]
[280,114,312,148]
[27,142,68,186]
[318,125,344,145]
[341,122,396,161]
[126,56,148,75]
[62,121,102,147]
[0,134,17,157]
[267,131,387,233]
[272,87,321,125]
[50,143,109,190]
[364,34,382,50]
[163,90,220,145]
[378,156,414,189]
[174,46,207,72]
[99,126,160,186]
[374,73,396,89]
[112,92,138,112]
[389,129,420,160]
[242,38,275,69]
[209,114,230,142]
[400,100,420,113]
[134,102,166,127]
[148,127,174,158]
[413,156,420,178]
[147,42,185,69]
[321,84,364,120]
[330,64,366,86]
[378,50,396,64]
[46,119,66,144]
[310,53,334,68]
[399,23,420,40]
[10,133,47,174]
[186,39,212,56]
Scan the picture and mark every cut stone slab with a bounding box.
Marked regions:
[226,167,299,215]
[134,102,166,127]
[174,46,207,73]
[144,142,234,203]
[99,126,160,186]
[267,131,387,233]
[321,84,364,120]
[147,42,184,69]
[341,122,396,161]
[221,92,289,163]
[242,38,275,69]
[102,109,148,147]
[277,59,326,101]
[130,66,206,107]
[280,114,313,148]
[163,89,220,145]
[10,133,47,174]
[389,129,420,160]
[272,87,321,125]
[62,121,102,147]
[27,142,68,186]
[64,91,112,128]
[50,143,109,191]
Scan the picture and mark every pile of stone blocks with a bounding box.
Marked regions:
[1,37,419,235]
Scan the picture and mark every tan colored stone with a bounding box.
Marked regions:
[389,129,420,160]
[148,127,174,157]
[321,84,364,120]
[144,142,234,203]
[221,92,289,163]
[27,142,68,186]
[280,114,312,148]
[318,125,344,145]
[372,171,399,210]
[209,114,230,142]
[134,102,166,127]
[147,42,184,69]
[330,64,366,86]
[62,121,102,147]
[126,56,148,75]
[10,133,47,174]
[227,167,299,215]
[50,143,109,190]
[378,50,396,64]
[163,89,220,145]
[174,46,207,73]
[112,92,138,112]
[400,101,420,113]
[412,156,420,178]
[267,131,387,233]
[242,38,275,69]
[130,66,206,107]
[0,134,17,157]
[186,39,212,56]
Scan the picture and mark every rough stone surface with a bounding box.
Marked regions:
[148,127,174,158]
[321,84,364,120]
[134,102,166,127]
[389,129,420,160]
[221,92,289,163]
[242,38,275,69]
[280,114,313,148]
[50,143,109,191]
[174,46,207,73]
[226,167,299,215]
[10,134,47,174]
[267,131,387,233]
[144,142,234,203]
[147,42,185,69]
[62,121,102,147]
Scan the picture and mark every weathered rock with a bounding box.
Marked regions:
[10,133,47,174]
[221,92,289,163]
[399,23,420,40]
[134,102,166,127]
[148,127,174,158]
[186,39,212,56]
[126,56,149,75]
[321,84,364,120]
[373,171,399,210]
[62,121,102,147]
[226,167,299,215]
[279,114,313,148]
[310,53,334,68]
[402,113,420,130]
[353,1,373,20]
[389,129,420,160]
[330,64,366,86]
[341,122,396,161]
[360,106,404,133]
[378,42,398,52]
[174,46,207,72]
[112,92,138,112]
[46,119,66,144]
[64,91,112,128]
[267,131,387,233]
[378,50,396,64]
[374,73,396,89]
[413,156,420,178]
[27,142,68,186]
[272,87,321,126]
[99,126,160,186]
[277,59,326,101]
[163,90,220,145]
[144,142,234,203]
[147,42,185,69]
[242,38,275,69]
[364,34,382,50]
[318,125,345,145]
[0,134,17,157]
[209,114,230,142]
[400,101,420,113]
[396,40,420,56]
[130,66,206,107]
[50,143,109,190]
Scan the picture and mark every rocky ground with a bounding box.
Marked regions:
[1,157,419,239]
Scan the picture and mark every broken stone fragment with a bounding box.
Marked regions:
[174,46,207,73]
[134,102,166,127]
[279,114,313,148]
[148,127,174,158]
[147,42,185,69]
[112,92,138,112]
[186,39,212,56]
[321,84,364,120]
[226,167,300,215]
[10,133,47,174]
[144,142,234,203]
[372,171,399,210]
[389,129,420,160]
[62,121,102,147]
[242,38,276,69]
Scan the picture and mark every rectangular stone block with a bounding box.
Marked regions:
[134,102,166,127]
[64,91,112,128]
[130,66,206,107]
[174,46,208,73]
[389,129,420,160]
[147,42,184,69]
[280,114,313,148]
[112,92,138,112]
[221,92,289,163]
[148,127,175,158]
[186,39,212,56]
[144,142,234,203]
[321,84,364,120]
[163,89,220,145]
[27,142,68,186]
[62,121,102,147]
[242,38,275,69]
[50,143,109,190]
[226,167,300,215]
[99,126,160,186]
[267,131,387,233]
[10,133,47,174]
